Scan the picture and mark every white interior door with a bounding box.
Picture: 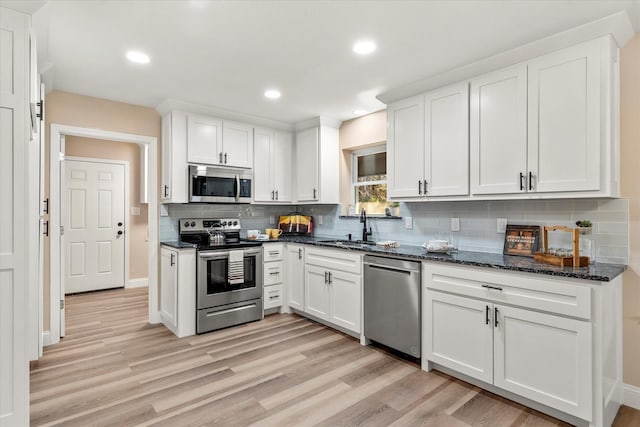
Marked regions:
[63,159,126,294]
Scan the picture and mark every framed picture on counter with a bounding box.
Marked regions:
[503,224,541,257]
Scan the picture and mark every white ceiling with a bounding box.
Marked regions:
[29,0,640,125]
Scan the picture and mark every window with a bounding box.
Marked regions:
[352,145,389,215]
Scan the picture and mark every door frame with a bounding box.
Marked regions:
[49,124,159,345]
[62,157,130,299]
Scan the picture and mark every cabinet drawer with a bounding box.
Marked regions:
[264,284,283,309]
[264,261,284,286]
[305,247,362,275]
[264,244,284,261]
[424,263,591,320]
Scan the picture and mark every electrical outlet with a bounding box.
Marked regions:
[451,217,460,232]
[269,216,275,225]
[318,215,323,225]
[404,216,413,229]
[131,206,140,216]
[497,218,508,233]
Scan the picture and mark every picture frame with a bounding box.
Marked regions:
[503,224,541,257]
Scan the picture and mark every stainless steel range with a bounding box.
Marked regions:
[179,218,263,334]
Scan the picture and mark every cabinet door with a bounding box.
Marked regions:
[494,304,592,420]
[470,65,528,195]
[305,265,330,321]
[424,83,469,197]
[286,245,305,311]
[273,131,293,202]
[160,248,178,329]
[329,270,361,333]
[528,39,601,193]
[223,121,253,168]
[161,113,173,201]
[387,95,425,198]
[424,291,493,384]
[295,127,320,201]
[187,113,222,165]
[253,128,273,201]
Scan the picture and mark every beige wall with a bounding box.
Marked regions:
[65,136,149,280]
[620,33,640,388]
[338,110,387,207]
[44,90,161,330]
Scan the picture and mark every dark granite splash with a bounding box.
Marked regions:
[273,236,626,282]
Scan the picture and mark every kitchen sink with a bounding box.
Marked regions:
[319,239,377,247]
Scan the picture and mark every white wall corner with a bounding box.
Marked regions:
[624,383,640,410]
[127,277,149,289]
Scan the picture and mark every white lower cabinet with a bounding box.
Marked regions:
[160,245,196,338]
[285,244,305,311]
[263,243,284,311]
[423,263,621,426]
[303,247,362,334]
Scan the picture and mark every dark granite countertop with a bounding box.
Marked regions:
[276,236,626,282]
[160,240,197,249]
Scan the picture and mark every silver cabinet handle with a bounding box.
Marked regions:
[424,180,428,195]
[224,152,228,164]
[324,271,329,284]
[529,171,534,191]
[271,190,275,200]
[219,152,223,163]
[298,248,302,259]
[418,180,422,195]
[328,272,332,284]
[481,284,503,291]
[275,190,278,200]
[170,253,175,266]
[313,188,317,199]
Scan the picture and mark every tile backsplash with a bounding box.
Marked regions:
[160,198,629,265]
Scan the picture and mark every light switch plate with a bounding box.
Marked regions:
[497,218,508,233]
[318,215,323,225]
[160,205,169,217]
[404,217,413,229]
[451,217,460,232]
[269,216,275,225]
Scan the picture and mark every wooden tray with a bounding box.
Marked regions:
[533,252,590,267]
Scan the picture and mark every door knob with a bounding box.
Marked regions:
[117,222,123,227]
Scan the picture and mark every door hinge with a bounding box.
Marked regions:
[60,225,65,235]
[60,300,65,309]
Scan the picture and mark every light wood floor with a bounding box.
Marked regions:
[31,288,639,427]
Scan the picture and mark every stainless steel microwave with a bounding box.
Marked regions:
[189,165,252,203]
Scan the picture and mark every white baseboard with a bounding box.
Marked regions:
[42,330,52,347]
[624,383,640,410]
[126,277,148,289]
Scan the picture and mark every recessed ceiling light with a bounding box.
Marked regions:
[264,89,281,99]
[126,50,150,64]
[353,109,367,116]
[353,40,377,55]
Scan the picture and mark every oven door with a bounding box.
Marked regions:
[197,248,263,309]
[189,165,252,203]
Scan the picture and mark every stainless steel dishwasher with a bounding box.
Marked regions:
[364,255,421,358]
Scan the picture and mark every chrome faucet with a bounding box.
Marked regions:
[360,208,373,242]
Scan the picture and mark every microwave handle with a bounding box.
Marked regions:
[235,175,240,201]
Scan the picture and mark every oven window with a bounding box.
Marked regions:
[192,176,236,197]
[206,256,257,294]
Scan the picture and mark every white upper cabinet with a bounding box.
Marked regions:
[187,113,222,165]
[387,95,424,198]
[186,114,253,168]
[528,39,601,193]
[295,125,339,204]
[470,64,528,195]
[161,111,189,203]
[424,82,469,197]
[388,83,470,199]
[254,128,293,202]
[222,121,253,168]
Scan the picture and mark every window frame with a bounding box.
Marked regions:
[351,144,388,209]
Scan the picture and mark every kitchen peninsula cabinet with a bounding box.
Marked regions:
[160,245,196,338]
[295,125,339,204]
[254,128,293,203]
[423,262,622,426]
[388,82,469,199]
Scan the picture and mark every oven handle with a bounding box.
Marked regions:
[205,303,257,317]
[198,249,262,259]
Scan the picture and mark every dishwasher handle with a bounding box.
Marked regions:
[365,263,413,275]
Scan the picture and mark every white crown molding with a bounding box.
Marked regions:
[294,116,342,131]
[155,98,294,131]
[377,11,636,105]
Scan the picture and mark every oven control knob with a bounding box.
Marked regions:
[184,222,189,227]
[221,221,227,226]
[190,221,196,227]
[233,221,238,226]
